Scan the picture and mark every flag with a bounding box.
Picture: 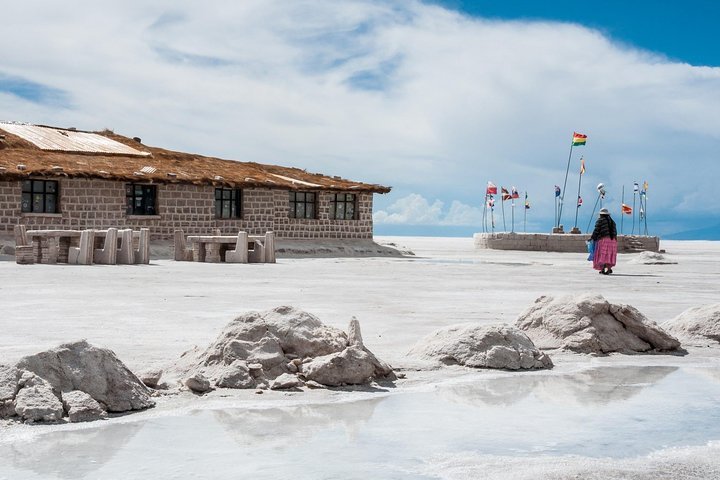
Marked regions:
[622,204,632,215]
[524,192,530,209]
[511,186,520,199]
[501,187,511,201]
[572,132,587,146]
[577,196,583,207]
[555,185,561,197]
[579,157,586,175]
[643,181,649,191]
[487,181,497,195]
[640,207,645,219]
[488,197,495,208]
[633,182,639,193]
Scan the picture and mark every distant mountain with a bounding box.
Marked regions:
[664,223,720,240]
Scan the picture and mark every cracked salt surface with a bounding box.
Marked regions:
[1,365,719,480]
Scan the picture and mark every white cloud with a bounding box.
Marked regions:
[374,193,483,226]
[1,0,719,234]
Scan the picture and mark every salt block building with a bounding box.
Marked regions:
[0,122,390,240]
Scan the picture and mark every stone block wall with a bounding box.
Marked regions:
[0,179,375,240]
[473,232,660,253]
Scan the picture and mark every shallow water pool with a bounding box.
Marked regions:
[1,365,719,480]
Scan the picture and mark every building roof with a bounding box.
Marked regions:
[0,122,391,193]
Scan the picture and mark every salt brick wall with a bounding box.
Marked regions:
[0,179,375,240]
[473,232,660,253]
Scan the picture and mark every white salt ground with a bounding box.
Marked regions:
[1,237,720,479]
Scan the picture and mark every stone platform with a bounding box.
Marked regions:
[473,232,660,253]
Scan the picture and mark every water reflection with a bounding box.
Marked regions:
[213,397,383,447]
[1,423,142,479]
[445,366,678,408]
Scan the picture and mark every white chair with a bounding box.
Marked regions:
[116,229,135,264]
[68,230,95,265]
[93,228,118,265]
[225,231,249,263]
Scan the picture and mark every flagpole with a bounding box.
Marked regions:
[558,143,574,228]
[573,159,584,230]
[632,187,637,234]
[586,192,601,233]
[643,184,649,235]
[620,185,625,234]
[554,191,558,231]
[482,194,487,233]
[511,199,515,233]
[501,193,507,232]
[490,197,495,233]
[524,192,527,233]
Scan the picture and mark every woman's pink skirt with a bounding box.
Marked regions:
[593,237,617,270]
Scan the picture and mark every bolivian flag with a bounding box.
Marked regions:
[572,132,587,146]
[622,204,632,215]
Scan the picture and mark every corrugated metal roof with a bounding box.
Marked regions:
[0,122,149,156]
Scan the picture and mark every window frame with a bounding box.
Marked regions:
[288,191,317,219]
[125,183,158,216]
[328,193,358,220]
[214,187,243,219]
[21,179,60,214]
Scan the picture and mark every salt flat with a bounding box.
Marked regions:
[1,237,719,479]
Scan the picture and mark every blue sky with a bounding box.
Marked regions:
[433,0,720,67]
[1,0,719,238]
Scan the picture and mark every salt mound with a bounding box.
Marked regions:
[174,306,395,389]
[1,340,154,423]
[516,294,682,354]
[406,324,553,370]
[628,251,677,265]
[663,304,720,344]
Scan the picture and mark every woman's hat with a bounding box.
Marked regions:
[599,208,610,215]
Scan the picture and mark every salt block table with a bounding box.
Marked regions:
[186,236,239,263]
[26,230,82,264]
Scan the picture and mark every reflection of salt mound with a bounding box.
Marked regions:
[407,324,553,370]
[173,306,394,389]
[663,304,720,344]
[628,251,677,265]
[516,294,682,354]
[1,340,154,423]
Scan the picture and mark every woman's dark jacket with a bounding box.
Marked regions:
[591,215,617,241]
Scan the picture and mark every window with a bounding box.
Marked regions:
[329,193,357,220]
[21,180,59,213]
[215,188,242,219]
[125,184,157,215]
[289,191,316,219]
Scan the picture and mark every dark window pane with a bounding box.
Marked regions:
[215,201,222,218]
[33,194,43,212]
[222,189,231,200]
[230,200,237,218]
[346,203,355,219]
[297,192,305,202]
[45,195,57,213]
[21,193,31,212]
[289,191,296,201]
[46,181,57,193]
[215,189,222,200]
[22,180,32,192]
[336,202,345,219]
[135,185,143,195]
[297,203,305,218]
[126,184,133,196]
[329,202,336,218]
[306,203,314,219]
[307,192,315,202]
[33,180,45,193]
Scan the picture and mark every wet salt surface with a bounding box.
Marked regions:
[1,365,719,480]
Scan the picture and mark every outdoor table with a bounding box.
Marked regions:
[186,235,240,262]
[25,230,82,264]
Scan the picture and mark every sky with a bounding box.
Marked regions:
[1,0,719,238]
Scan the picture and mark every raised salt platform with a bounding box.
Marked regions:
[474,232,659,253]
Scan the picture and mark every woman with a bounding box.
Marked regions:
[590,208,617,275]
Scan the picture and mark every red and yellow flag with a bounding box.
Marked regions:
[622,204,632,215]
[572,132,587,146]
